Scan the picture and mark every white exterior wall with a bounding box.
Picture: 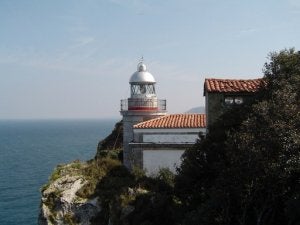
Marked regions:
[143,150,185,175]
[133,127,206,175]
[143,134,198,143]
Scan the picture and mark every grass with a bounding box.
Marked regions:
[63,213,77,225]
[41,149,178,225]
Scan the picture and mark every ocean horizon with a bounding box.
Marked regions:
[0,119,118,225]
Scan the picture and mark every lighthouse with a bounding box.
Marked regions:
[120,61,167,169]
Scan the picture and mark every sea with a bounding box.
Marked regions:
[0,119,118,225]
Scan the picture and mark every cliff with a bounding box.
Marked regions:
[39,120,175,225]
[39,120,123,224]
[96,120,123,157]
[39,156,174,225]
[38,161,102,224]
[38,157,136,225]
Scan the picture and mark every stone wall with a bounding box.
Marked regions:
[206,93,223,128]
[206,92,257,128]
[121,111,166,170]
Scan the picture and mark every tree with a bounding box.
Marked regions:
[175,49,300,225]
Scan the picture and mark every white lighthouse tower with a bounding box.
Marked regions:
[120,61,167,169]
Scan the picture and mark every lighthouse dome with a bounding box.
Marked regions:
[129,62,156,84]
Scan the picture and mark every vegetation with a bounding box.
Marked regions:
[94,120,123,164]
[42,49,299,225]
[175,48,300,225]
[110,48,299,225]
[41,160,83,192]
[63,213,77,225]
[90,164,179,225]
[96,120,123,157]
[76,157,123,199]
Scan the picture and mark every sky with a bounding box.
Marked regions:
[0,0,299,119]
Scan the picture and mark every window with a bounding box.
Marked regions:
[224,96,244,105]
[224,97,234,105]
[234,97,243,105]
[131,84,156,95]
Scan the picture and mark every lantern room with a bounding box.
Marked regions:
[120,62,166,112]
[129,63,156,98]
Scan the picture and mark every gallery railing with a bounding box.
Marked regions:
[120,99,166,111]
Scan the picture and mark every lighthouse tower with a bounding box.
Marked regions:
[120,62,167,169]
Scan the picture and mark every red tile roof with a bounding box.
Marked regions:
[204,78,265,94]
[134,114,206,129]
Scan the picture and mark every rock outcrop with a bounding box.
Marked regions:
[39,164,101,225]
[39,120,125,225]
[38,121,174,225]
[96,120,123,155]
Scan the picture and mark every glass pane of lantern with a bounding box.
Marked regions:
[140,85,146,94]
[146,85,155,94]
[235,97,243,105]
[224,97,234,105]
[131,85,139,94]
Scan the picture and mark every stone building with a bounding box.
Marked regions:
[120,62,206,173]
[120,62,265,173]
[130,114,206,174]
[204,78,265,128]
[120,62,167,170]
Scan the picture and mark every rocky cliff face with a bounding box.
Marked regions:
[38,121,175,225]
[39,121,124,225]
[38,158,143,225]
[38,163,102,225]
[96,120,123,157]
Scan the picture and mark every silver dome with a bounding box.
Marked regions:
[129,63,156,84]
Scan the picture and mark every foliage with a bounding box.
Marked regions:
[126,169,180,225]
[76,157,122,199]
[95,120,123,164]
[90,163,179,225]
[63,213,77,225]
[131,165,146,181]
[157,168,175,188]
[97,149,123,160]
[91,164,179,225]
[96,120,123,154]
[41,49,300,225]
[175,48,300,225]
[41,160,83,192]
